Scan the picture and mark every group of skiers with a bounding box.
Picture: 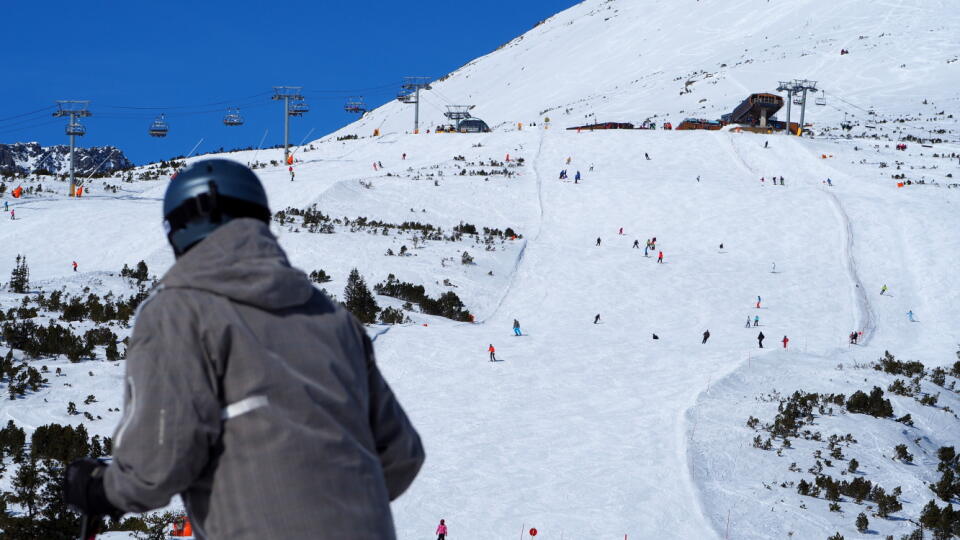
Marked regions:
[558,169,582,183]
[761,176,786,186]
[700,329,786,348]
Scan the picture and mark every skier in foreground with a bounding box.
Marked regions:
[63,159,424,539]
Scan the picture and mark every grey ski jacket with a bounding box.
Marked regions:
[104,218,424,539]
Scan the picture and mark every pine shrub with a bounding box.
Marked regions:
[343,269,380,324]
[9,255,29,293]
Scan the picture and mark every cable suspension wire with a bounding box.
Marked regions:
[0,118,62,135]
[0,105,57,123]
[305,81,408,94]
[95,100,273,120]
[102,91,273,110]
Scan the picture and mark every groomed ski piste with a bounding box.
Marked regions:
[2,0,960,538]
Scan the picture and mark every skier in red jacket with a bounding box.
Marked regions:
[782,335,789,349]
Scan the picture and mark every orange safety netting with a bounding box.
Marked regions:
[12,186,23,198]
[170,517,193,537]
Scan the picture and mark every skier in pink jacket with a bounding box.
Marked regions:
[436,519,448,539]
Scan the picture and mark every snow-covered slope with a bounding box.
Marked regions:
[330,0,959,144]
[1,1,960,538]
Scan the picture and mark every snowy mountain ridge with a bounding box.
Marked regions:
[0,141,133,177]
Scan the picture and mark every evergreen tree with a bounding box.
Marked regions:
[9,254,29,293]
[10,455,41,519]
[106,339,120,361]
[36,458,80,537]
[343,268,380,324]
[856,512,869,533]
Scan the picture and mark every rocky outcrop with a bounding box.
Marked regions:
[0,142,133,176]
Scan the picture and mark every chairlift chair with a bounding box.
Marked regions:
[288,101,309,117]
[223,107,244,126]
[792,95,804,106]
[396,91,415,104]
[344,97,366,114]
[815,92,826,106]
[65,121,86,137]
[149,114,169,138]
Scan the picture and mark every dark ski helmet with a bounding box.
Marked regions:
[163,159,270,255]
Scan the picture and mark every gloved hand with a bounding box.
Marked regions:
[64,458,122,519]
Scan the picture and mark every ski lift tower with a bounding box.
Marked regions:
[776,81,796,134]
[776,80,817,135]
[272,86,304,163]
[52,100,91,197]
[444,105,474,131]
[398,77,432,133]
[792,79,818,136]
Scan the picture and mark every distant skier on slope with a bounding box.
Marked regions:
[594,314,601,324]
[702,330,710,344]
[489,344,496,361]
[745,317,752,328]
[436,519,448,540]
[63,160,424,540]
[644,244,649,257]
[513,319,522,336]
[782,335,789,349]
[9,209,14,220]
[758,331,765,348]
[619,227,623,235]
[849,331,858,345]
[754,315,759,327]
[644,152,650,160]
[657,251,664,263]
[880,284,888,296]
[907,310,915,322]
[756,296,762,309]
[596,237,602,247]
[575,171,581,183]
[633,239,640,249]
[72,261,78,272]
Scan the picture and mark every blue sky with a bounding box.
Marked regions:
[0,0,579,165]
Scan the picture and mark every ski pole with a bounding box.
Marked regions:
[79,513,102,540]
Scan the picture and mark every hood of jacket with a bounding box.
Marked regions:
[162,218,314,310]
